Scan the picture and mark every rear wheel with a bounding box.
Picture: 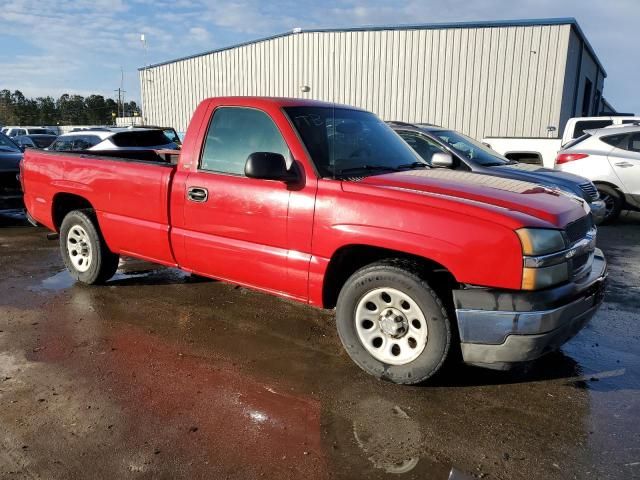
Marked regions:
[60,210,119,284]
[597,184,623,224]
[336,261,451,384]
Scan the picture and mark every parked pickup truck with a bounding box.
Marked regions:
[483,115,640,168]
[22,97,607,384]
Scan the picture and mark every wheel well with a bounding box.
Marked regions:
[52,193,94,231]
[322,245,458,310]
[593,181,623,194]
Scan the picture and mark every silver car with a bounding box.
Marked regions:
[555,124,640,223]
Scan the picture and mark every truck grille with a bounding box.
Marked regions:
[572,252,590,271]
[0,172,22,195]
[579,182,599,201]
[565,215,593,244]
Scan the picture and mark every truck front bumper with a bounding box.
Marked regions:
[453,249,607,369]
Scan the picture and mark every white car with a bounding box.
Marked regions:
[555,125,640,223]
[484,116,640,168]
[1,126,57,138]
[47,128,179,152]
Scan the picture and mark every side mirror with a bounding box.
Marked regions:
[431,152,453,168]
[245,152,298,183]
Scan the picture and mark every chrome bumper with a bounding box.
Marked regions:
[455,249,607,368]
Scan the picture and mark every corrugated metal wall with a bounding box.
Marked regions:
[140,24,574,139]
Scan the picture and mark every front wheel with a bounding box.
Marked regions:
[60,210,119,284]
[336,261,451,384]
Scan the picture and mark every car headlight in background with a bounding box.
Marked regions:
[516,228,566,256]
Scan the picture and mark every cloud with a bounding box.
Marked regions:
[0,0,637,114]
[188,27,212,43]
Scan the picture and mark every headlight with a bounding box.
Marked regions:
[522,263,569,290]
[516,228,566,255]
[517,228,569,290]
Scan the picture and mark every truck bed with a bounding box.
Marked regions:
[22,149,179,266]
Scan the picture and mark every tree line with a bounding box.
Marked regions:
[0,90,141,126]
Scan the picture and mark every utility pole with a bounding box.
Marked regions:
[114,88,126,119]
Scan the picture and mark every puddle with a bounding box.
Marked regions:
[31,269,76,292]
[30,263,200,293]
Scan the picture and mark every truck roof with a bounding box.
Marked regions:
[202,96,367,111]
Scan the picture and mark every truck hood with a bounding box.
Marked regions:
[0,150,23,172]
[354,169,587,226]
[490,162,590,200]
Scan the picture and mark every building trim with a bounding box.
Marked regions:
[139,17,606,76]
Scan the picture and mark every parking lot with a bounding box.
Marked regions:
[0,210,637,479]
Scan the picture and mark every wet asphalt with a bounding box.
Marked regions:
[0,209,638,480]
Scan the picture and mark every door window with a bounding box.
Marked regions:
[398,132,448,165]
[200,107,289,175]
[629,133,640,153]
[50,137,76,151]
[601,134,628,149]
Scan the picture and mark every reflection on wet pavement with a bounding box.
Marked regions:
[0,210,639,479]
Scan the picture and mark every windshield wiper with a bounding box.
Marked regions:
[336,165,400,176]
[397,161,430,170]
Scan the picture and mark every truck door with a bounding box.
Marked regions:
[177,106,304,299]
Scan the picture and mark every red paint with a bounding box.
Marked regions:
[23,96,588,305]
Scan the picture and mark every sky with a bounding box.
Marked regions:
[0,0,637,114]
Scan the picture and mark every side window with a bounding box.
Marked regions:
[572,120,612,139]
[85,135,102,148]
[601,134,628,149]
[398,132,447,165]
[73,137,92,151]
[200,107,289,175]
[629,133,640,153]
[51,137,75,151]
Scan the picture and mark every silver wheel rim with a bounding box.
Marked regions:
[66,225,92,273]
[600,192,615,217]
[355,287,428,365]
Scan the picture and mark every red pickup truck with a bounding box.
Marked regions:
[22,97,607,384]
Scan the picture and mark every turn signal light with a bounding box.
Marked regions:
[556,153,589,165]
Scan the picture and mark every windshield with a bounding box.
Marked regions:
[0,133,20,152]
[28,128,54,135]
[31,135,57,148]
[163,128,181,144]
[430,130,510,167]
[284,107,423,178]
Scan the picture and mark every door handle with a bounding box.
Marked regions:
[615,161,634,168]
[187,186,208,202]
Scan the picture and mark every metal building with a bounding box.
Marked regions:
[139,18,607,139]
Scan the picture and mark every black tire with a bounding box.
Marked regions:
[597,184,623,224]
[336,260,451,385]
[59,210,119,284]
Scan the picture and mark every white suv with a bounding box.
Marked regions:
[1,126,57,137]
[555,125,640,223]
